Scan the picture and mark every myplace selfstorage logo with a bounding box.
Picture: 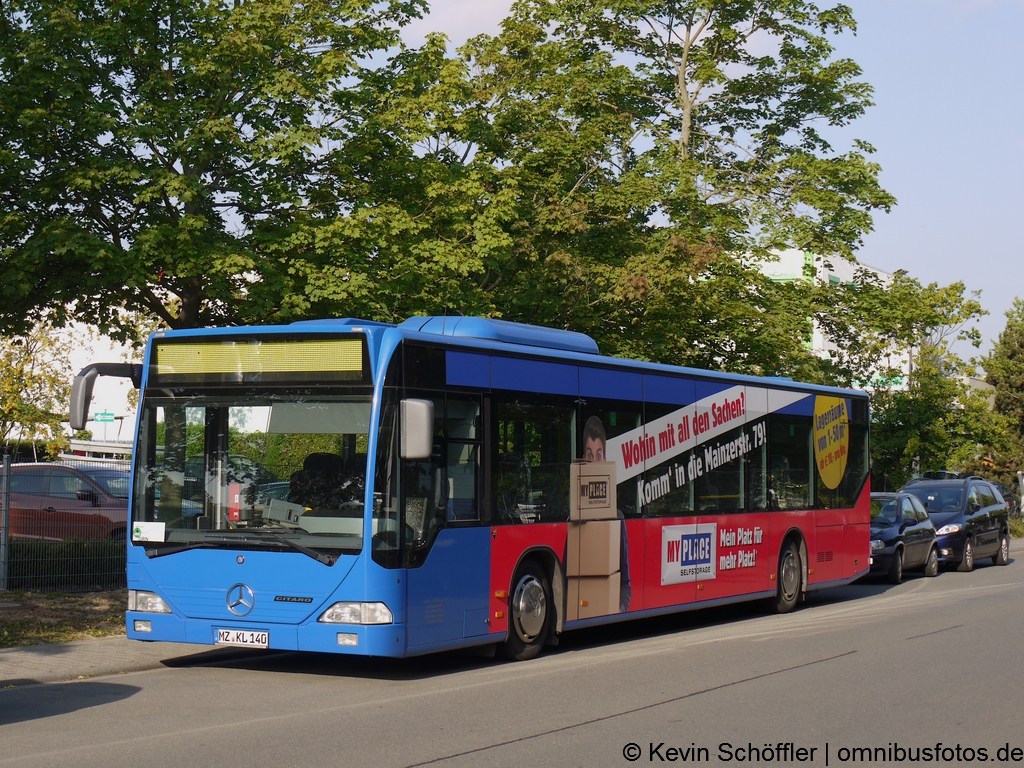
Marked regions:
[580,478,609,505]
[662,523,717,585]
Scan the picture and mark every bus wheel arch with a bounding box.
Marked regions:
[500,549,558,661]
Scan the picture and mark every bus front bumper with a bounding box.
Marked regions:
[126,612,408,657]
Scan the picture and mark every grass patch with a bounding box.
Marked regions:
[1009,517,1024,539]
[0,590,126,648]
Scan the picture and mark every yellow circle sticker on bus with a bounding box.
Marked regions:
[813,396,850,490]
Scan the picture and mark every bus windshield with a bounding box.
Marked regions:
[134,393,371,554]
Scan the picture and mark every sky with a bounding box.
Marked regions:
[402,0,1024,357]
[73,0,1023,438]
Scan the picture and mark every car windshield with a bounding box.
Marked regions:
[134,393,371,554]
[870,497,899,525]
[85,469,131,499]
[904,485,963,513]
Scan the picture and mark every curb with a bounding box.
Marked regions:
[0,636,267,687]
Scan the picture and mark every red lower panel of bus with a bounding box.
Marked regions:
[490,486,869,633]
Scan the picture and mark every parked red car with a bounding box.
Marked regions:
[4,463,129,541]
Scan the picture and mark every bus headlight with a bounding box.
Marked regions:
[319,602,393,625]
[128,590,172,613]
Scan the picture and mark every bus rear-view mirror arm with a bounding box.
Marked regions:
[69,363,143,431]
[400,399,434,460]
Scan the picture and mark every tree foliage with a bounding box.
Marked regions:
[0,0,425,338]
[0,320,80,456]
[482,0,895,257]
[865,284,1001,490]
[870,359,1006,491]
[812,272,984,387]
[974,299,1024,485]
[303,0,898,373]
[985,299,1024,437]
[0,0,894,355]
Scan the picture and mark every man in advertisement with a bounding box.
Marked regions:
[583,416,632,613]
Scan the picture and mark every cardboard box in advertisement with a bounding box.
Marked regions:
[569,460,617,521]
[567,573,621,620]
[567,519,620,577]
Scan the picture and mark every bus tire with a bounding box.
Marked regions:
[499,559,551,661]
[772,540,802,614]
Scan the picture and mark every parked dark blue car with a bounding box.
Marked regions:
[870,492,939,583]
[901,478,1010,572]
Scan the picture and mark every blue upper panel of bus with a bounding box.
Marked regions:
[389,316,861,402]
[146,315,861,403]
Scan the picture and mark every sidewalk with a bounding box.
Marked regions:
[0,636,216,687]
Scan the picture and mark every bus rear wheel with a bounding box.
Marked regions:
[772,540,802,614]
[499,559,551,661]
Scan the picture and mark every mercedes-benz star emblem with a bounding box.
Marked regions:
[226,583,255,616]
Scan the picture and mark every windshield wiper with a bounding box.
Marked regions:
[261,532,337,566]
[144,540,221,558]
[142,531,337,565]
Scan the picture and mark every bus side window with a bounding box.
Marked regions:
[446,442,479,522]
[768,414,813,511]
[446,397,481,523]
[494,396,575,524]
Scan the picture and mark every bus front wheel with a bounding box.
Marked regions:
[772,540,802,614]
[499,559,551,661]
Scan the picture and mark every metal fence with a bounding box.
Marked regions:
[0,456,129,592]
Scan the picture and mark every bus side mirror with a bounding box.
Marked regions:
[69,363,143,431]
[401,399,434,460]
[70,368,101,431]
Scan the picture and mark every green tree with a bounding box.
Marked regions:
[870,357,1006,490]
[812,271,985,388]
[865,283,1008,490]
[476,0,895,258]
[0,0,424,339]
[0,321,80,457]
[976,299,1024,484]
[985,299,1024,437]
[300,0,896,371]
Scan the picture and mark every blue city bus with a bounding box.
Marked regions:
[71,316,871,660]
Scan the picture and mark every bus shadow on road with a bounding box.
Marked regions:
[160,644,497,681]
[0,681,140,726]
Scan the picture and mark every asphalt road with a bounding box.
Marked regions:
[3,557,1024,768]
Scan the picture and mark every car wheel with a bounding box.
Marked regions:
[772,540,802,614]
[887,547,903,585]
[956,538,975,572]
[993,531,1010,566]
[498,559,551,661]
[923,546,939,578]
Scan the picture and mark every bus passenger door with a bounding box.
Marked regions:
[404,395,491,650]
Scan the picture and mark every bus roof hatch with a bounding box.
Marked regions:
[399,316,599,355]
